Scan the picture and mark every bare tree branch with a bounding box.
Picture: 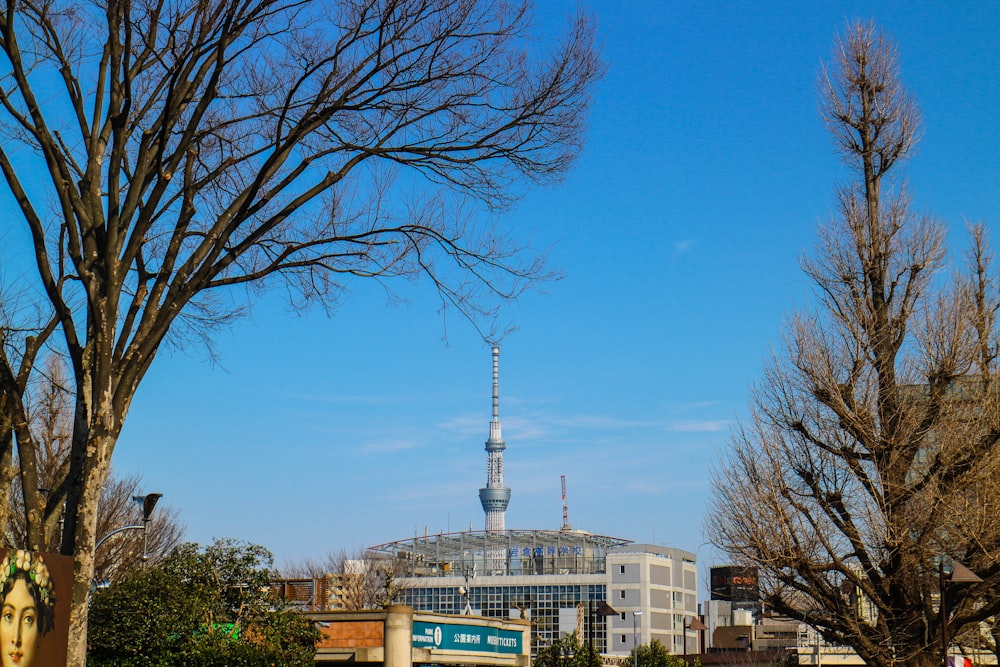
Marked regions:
[709,21,1000,667]
[0,1,602,663]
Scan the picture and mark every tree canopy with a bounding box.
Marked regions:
[87,538,319,667]
[532,632,603,667]
[631,638,690,667]
[708,21,1000,667]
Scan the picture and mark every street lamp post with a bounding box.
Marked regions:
[939,560,982,667]
[560,637,574,667]
[682,616,707,666]
[593,601,617,654]
[632,611,643,667]
[94,492,163,562]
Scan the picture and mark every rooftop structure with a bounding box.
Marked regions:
[369,529,631,578]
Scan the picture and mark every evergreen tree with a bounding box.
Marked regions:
[87,539,318,666]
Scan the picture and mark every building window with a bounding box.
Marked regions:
[621,635,626,645]
[620,612,626,621]
[620,565,626,574]
[619,590,625,599]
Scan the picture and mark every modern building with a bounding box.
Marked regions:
[701,564,863,663]
[704,564,761,651]
[709,565,759,613]
[368,531,698,657]
[604,543,698,656]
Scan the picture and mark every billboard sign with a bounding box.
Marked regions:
[0,549,73,667]
[413,621,522,654]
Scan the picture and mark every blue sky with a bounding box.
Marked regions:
[94,1,1000,581]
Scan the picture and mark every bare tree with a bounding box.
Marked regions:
[0,1,601,661]
[282,547,407,610]
[4,356,183,576]
[3,354,73,548]
[707,21,1000,667]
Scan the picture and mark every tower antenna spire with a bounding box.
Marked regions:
[492,344,500,422]
[479,346,511,570]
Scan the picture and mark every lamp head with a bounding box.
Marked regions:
[687,617,708,631]
[950,561,983,583]
[597,601,618,617]
[134,493,163,520]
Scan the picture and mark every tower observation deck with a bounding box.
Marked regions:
[479,346,511,534]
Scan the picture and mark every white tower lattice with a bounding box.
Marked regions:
[479,346,511,556]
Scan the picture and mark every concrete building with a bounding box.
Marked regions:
[709,565,759,615]
[605,544,698,656]
[705,565,761,652]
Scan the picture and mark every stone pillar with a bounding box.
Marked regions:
[385,605,414,667]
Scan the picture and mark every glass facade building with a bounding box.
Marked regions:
[401,582,610,651]
[371,529,631,653]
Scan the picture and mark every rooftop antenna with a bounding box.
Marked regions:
[561,475,572,531]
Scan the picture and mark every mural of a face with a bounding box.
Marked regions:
[1,577,39,667]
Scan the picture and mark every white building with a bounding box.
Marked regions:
[606,544,698,656]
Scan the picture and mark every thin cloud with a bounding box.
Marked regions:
[623,480,668,494]
[389,480,470,502]
[667,419,731,432]
[359,438,424,454]
[439,415,485,439]
[542,414,658,430]
[669,400,723,412]
[287,391,396,405]
[674,239,696,255]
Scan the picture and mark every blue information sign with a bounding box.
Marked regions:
[412,621,522,654]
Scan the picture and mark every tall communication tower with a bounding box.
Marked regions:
[479,346,511,536]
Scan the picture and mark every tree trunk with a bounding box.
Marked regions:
[64,434,113,667]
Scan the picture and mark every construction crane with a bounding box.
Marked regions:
[560,475,572,531]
